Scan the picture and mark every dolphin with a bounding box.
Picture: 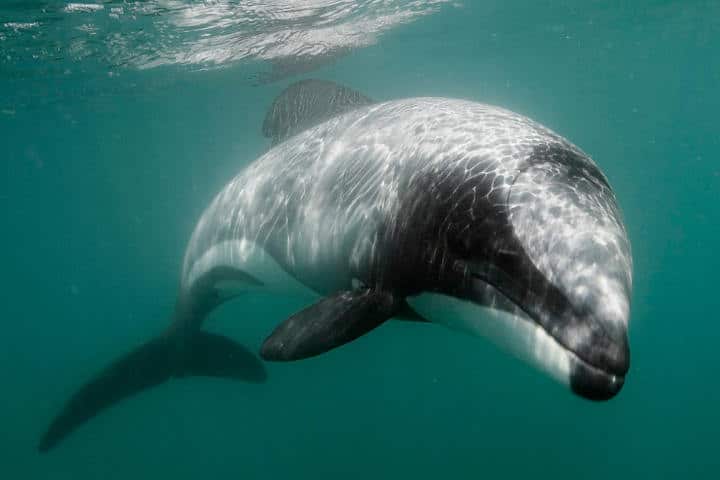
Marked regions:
[39,94,632,452]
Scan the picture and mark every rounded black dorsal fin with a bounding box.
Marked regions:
[262,79,373,145]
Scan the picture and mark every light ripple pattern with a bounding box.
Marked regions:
[0,1,452,77]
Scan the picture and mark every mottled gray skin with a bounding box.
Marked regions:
[39,96,633,453]
[184,97,632,399]
[262,78,373,145]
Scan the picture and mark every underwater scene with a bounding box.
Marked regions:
[1,1,719,478]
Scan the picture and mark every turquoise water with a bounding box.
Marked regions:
[1,1,719,478]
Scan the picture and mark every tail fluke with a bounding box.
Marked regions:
[38,332,265,453]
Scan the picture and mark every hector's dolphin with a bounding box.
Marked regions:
[39,95,632,452]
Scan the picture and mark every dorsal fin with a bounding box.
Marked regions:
[262,79,373,145]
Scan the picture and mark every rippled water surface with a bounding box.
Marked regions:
[1,1,449,74]
[1,1,719,479]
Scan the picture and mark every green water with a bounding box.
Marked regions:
[1,1,719,478]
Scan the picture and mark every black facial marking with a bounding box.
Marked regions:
[374,143,628,378]
[570,360,625,401]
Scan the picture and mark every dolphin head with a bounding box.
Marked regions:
[413,143,632,401]
[502,144,632,400]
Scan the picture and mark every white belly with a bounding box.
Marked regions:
[407,292,572,386]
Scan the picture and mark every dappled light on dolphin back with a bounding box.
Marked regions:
[182,95,632,403]
[40,82,632,451]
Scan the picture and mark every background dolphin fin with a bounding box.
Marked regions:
[38,331,265,453]
[260,289,398,361]
[262,78,373,145]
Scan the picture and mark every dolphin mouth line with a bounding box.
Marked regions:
[468,274,623,381]
[554,332,624,382]
[522,310,624,382]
